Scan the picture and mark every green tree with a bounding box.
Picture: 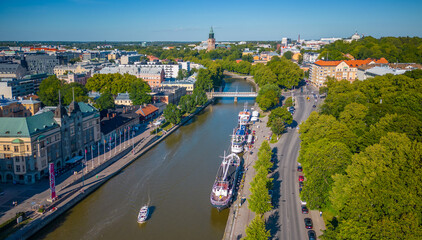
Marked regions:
[268,107,293,127]
[256,84,281,111]
[163,103,182,124]
[38,75,63,106]
[192,88,208,106]
[244,215,271,240]
[283,51,293,60]
[94,92,115,111]
[129,78,151,105]
[178,95,196,114]
[329,133,422,239]
[299,139,352,209]
[61,82,89,105]
[267,56,304,89]
[69,57,81,64]
[271,118,285,135]
[248,169,272,214]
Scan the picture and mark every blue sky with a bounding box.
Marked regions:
[1,0,421,41]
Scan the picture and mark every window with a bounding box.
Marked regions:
[16,165,21,172]
[14,146,19,152]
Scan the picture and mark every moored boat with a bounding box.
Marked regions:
[210,152,242,210]
[238,103,251,125]
[231,126,246,153]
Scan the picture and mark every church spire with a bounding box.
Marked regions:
[209,26,214,39]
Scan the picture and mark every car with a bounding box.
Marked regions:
[304,218,313,229]
[312,105,316,108]
[299,181,304,187]
[299,187,302,193]
[308,230,316,240]
[301,205,309,214]
[298,175,304,182]
[297,166,303,172]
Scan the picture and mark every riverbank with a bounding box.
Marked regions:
[224,71,258,92]
[4,101,212,240]
[222,103,271,240]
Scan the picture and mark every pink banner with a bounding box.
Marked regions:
[49,163,56,199]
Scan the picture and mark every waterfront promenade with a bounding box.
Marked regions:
[1,102,210,239]
[222,103,269,239]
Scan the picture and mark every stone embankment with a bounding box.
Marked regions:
[6,101,211,240]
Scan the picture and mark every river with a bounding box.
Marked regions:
[33,76,255,240]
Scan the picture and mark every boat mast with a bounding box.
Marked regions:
[222,153,231,181]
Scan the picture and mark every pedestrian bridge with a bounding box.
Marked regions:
[207,91,258,102]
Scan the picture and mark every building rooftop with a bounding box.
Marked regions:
[100,105,139,135]
[136,104,158,117]
[115,92,130,101]
[365,66,407,76]
[314,58,389,67]
[0,111,57,137]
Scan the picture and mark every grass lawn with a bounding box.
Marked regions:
[270,133,278,143]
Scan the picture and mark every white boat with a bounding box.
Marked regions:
[238,103,251,125]
[231,126,246,154]
[137,205,149,223]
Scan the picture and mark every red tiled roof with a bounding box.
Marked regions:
[136,104,158,117]
[314,58,389,67]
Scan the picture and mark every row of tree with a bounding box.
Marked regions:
[267,106,293,136]
[38,75,88,106]
[38,73,152,111]
[245,141,273,240]
[318,36,422,63]
[163,88,208,125]
[298,70,422,239]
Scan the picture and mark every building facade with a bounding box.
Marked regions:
[0,102,100,184]
[309,58,389,87]
[0,63,28,79]
[25,54,59,74]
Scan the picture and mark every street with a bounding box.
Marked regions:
[269,85,324,240]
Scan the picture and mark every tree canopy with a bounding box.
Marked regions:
[38,75,89,106]
[129,79,151,105]
[256,84,281,111]
[94,91,115,111]
[298,73,422,239]
[318,36,422,63]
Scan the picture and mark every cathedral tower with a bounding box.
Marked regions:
[207,27,216,52]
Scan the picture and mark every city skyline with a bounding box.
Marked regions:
[1,0,422,41]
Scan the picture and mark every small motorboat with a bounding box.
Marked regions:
[137,205,149,223]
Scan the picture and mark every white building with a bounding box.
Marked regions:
[303,52,320,63]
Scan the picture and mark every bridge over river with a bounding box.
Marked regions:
[207,90,258,102]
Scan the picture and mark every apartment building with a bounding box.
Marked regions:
[309,58,389,87]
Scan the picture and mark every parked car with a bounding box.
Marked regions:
[297,166,303,172]
[299,182,304,187]
[312,105,316,108]
[301,205,309,214]
[308,230,316,240]
[299,175,304,182]
[304,218,313,229]
[299,187,302,193]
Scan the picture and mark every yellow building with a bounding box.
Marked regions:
[0,102,100,184]
[292,53,302,61]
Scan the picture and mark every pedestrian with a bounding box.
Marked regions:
[320,211,322,217]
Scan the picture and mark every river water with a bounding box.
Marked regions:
[33,76,255,240]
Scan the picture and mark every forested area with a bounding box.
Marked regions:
[319,36,422,63]
[298,70,422,239]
